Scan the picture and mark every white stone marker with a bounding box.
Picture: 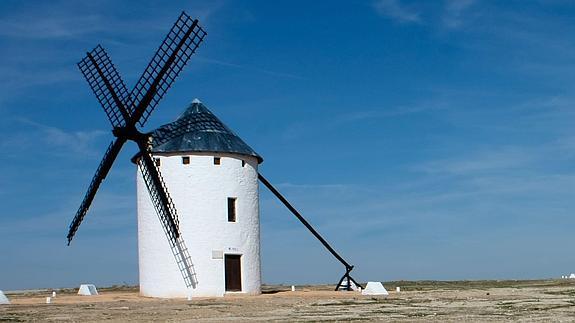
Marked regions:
[291,285,295,292]
[396,287,401,292]
[52,291,56,298]
[361,282,389,296]
[46,297,51,304]
[78,284,98,296]
[0,290,10,305]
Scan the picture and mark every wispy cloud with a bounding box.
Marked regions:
[442,0,476,28]
[0,14,108,40]
[196,56,305,80]
[281,100,447,141]
[372,0,477,29]
[276,182,353,191]
[0,191,133,236]
[0,1,222,41]
[0,2,223,97]
[373,0,420,23]
[413,147,535,176]
[0,118,108,158]
[0,63,78,94]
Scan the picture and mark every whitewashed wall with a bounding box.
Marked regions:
[137,152,261,298]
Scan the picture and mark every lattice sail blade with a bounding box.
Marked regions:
[137,148,180,240]
[78,45,131,127]
[137,148,197,288]
[67,138,126,244]
[173,237,198,289]
[130,11,207,127]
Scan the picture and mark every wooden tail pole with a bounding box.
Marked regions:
[258,173,362,291]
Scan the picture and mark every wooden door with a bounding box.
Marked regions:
[225,255,242,292]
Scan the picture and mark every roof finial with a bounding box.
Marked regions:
[192,98,202,104]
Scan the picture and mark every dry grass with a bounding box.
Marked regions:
[2,279,575,322]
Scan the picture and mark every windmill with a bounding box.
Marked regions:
[133,99,361,296]
[67,11,207,290]
[68,11,360,295]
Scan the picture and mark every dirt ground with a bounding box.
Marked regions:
[1,280,575,322]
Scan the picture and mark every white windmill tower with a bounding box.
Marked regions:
[67,12,362,300]
[137,99,263,298]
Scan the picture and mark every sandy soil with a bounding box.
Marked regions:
[1,280,575,322]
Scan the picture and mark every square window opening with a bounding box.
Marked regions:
[182,156,190,165]
[214,157,221,165]
[227,197,237,222]
[154,158,161,167]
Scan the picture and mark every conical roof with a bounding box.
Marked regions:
[150,99,263,163]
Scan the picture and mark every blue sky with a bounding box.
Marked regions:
[1,0,575,290]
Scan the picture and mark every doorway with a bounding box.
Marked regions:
[225,254,242,292]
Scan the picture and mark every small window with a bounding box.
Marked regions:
[154,158,161,167]
[214,157,221,165]
[182,156,190,165]
[242,160,246,167]
[227,197,237,222]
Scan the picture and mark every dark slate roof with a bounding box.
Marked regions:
[149,99,263,163]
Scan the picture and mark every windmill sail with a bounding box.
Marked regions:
[130,11,206,126]
[68,11,206,291]
[137,149,197,288]
[78,45,131,127]
[67,138,126,244]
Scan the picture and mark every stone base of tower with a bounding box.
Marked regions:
[138,252,262,298]
[139,287,262,299]
[138,244,262,299]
